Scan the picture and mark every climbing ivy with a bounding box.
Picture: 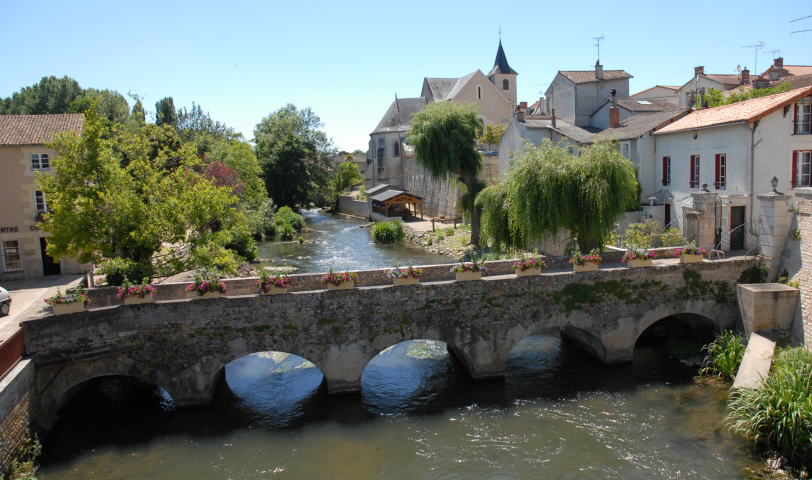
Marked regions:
[675,269,731,303]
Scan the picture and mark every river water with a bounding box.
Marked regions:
[36,213,761,478]
[254,210,449,273]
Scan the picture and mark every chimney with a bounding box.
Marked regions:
[595,60,604,80]
[515,105,525,122]
[611,88,617,108]
[775,57,783,69]
[551,109,556,128]
[520,101,527,110]
[694,66,704,77]
[609,107,619,128]
[741,68,750,85]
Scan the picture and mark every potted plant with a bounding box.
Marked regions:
[674,242,707,264]
[570,249,601,273]
[513,250,547,277]
[387,260,423,286]
[322,268,358,291]
[186,270,228,299]
[450,252,487,282]
[116,277,157,305]
[256,269,292,295]
[622,248,656,268]
[45,287,90,315]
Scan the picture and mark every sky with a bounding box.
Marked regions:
[1,0,811,151]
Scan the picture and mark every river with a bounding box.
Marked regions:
[35,212,761,478]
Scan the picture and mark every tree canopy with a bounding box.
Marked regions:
[475,141,639,253]
[253,104,336,208]
[408,101,483,245]
[697,82,791,108]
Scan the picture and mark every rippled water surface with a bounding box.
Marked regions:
[38,334,757,479]
[255,210,450,273]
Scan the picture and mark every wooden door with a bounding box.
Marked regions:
[729,207,745,251]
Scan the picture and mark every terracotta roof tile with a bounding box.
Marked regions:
[762,65,812,77]
[654,86,812,135]
[558,70,633,84]
[0,114,83,146]
[703,74,743,85]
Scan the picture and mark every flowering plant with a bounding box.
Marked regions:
[116,277,157,300]
[386,260,423,279]
[45,287,90,306]
[186,270,228,296]
[256,269,292,293]
[450,252,488,273]
[321,268,358,287]
[674,241,707,257]
[569,249,602,266]
[622,248,656,262]
[513,250,547,272]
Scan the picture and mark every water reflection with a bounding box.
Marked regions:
[38,334,757,479]
[256,210,450,273]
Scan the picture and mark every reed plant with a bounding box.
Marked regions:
[699,330,745,380]
[726,347,812,467]
[371,221,405,244]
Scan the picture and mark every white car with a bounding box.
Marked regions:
[0,286,10,316]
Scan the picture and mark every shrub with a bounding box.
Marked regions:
[726,347,812,467]
[660,227,683,247]
[279,224,294,241]
[248,199,277,238]
[97,257,153,286]
[371,221,405,243]
[443,227,455,236]
[274,206,305,231]
[225,231,258,262]
[623,221,660,249]
[738,263,769,284]
[700,330,745,380]
[298,236,304,243]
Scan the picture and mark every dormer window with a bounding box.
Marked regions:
[393,142,400,157]
[502,79,509,90]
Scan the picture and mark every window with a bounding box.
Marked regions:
[796,104,811,135]
[35,191,47,214]
[30,153,50,170]
[794,151,812,188]
[502,79,509,90]
[690,155,700,188]
[620,143,630,159]
[715,154,726,190]
[393,142,400,157]
[662,157,671,186]
[478,86,482,100]
[2,240,22,272]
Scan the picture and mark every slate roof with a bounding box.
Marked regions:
[558,70,633,84]
[424,78,459,102]
[370,190,404,202]
[592,99,683,116]
[371,97,428,134]
[445,71,477,100]
[654,86,812,135]
[0,114,83,146]
[488,40,518,76]
[519,117,594,143]
[366,184,393,196]
[583,110,689,142]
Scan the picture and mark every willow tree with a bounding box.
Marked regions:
[476,140,638,253]
[408,102,483,245]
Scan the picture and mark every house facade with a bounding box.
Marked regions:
[675,66,749,107]
[543,61,632,127]
[630,85,680,104]
[0,114,92,282]
[497,112,592,174]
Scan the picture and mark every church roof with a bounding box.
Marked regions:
[445,71,477,100]
[488,40,517,76]
[371,97,429,134]
[424,78,459,102]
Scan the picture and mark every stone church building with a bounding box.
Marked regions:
[366,41,517,217]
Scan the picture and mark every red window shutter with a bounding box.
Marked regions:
[715,154,720,187]
[663,157,668,184]
[690,156,695,187]
[792,151,798,188]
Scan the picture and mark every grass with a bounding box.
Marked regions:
[726,347,812,467]
[372,220,405,243]
[699,330,745,380]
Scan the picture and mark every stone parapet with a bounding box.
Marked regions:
[0,359,36,477]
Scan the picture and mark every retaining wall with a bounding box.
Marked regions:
[338,196,369,218]
[0,360,36,478]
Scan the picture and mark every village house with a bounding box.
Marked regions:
[543,61,633,128]
[651,86,812,250]
[630,85,681,104]
[589,97,682,131]
[0,114,92,281]
[675,66,752,108]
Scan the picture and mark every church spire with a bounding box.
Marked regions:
[488,40,518,75]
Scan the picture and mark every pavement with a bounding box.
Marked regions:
[0,275,83,343]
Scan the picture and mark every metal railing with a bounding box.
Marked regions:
[0,328,25,380]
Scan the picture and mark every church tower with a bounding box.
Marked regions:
[487,40,518,104]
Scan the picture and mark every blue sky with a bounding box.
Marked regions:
[2,0,810,151]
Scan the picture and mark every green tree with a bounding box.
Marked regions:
[697,83,791,108]
[408,102,483,245]
[334,161,363,194]
[67,88,130,130]
[155,97,177,126]
[0,75,84,115]
[177,102,230,141]
[253,104,336,208]
[193,132,267,206]
[476,141,638,253]
[478,123,507,149]
[36,106,249,283]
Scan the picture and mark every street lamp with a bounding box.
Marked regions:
[771,176,779,193]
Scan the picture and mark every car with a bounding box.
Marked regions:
[0,286,10,316]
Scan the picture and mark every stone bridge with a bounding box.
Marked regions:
[21,256,753,424]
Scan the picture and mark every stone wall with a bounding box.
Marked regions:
[338,196,369,219]
[404,175,461,219]
[781,197,812,345]
[0,360,36,478]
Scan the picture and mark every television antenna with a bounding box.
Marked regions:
[763,49,781,60]
[592,36,604,62]
[740,41,764,75]
[790,14,812,22]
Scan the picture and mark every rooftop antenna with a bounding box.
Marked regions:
[790,14,812,22]
[592,35,604,62]
[740,41,764,75]
[790,15,812,36]
[763,49,781,60]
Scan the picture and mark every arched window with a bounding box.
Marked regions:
[393,141,400,157]
[502,79,509,90]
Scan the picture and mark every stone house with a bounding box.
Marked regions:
[675,66,751,108]
[543,61,633,127]
[497,111,593,174]
[590,98,682,131]
[0,114,92,282]
[651,86,812,250]
[630,85,680,104]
